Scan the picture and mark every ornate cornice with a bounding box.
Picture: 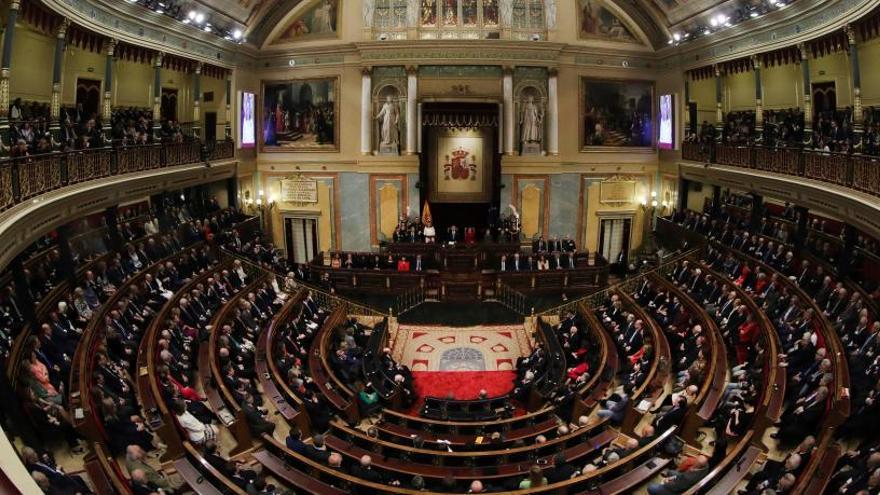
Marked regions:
[40,0,252,68]
[658,0,880,70]
[356,41,568,66]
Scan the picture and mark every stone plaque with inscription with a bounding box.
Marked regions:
[280,178,319,203]
[600,180,635,204]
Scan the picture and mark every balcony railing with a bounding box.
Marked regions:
[681,141,880,197]
[0,140,234,214]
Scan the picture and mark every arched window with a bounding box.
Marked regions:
[373,0,409,39]
[370,0,547,40]
[419,0,504,39]
[511,0,545,39]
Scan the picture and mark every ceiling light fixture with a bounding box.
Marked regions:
[233,29,242,40]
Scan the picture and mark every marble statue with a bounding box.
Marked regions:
[376,95,401,150]
[499,0,514,27]
[520,95,543,147]
[363,0,375,28]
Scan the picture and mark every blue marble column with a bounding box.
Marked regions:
[549,174,580,239]
[339,173,372,251]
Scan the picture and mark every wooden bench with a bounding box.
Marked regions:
[176,441,247,495]
[327,418,616,473]
[596,456,672,495]
[616,290,672,435]
[650,272,728,444]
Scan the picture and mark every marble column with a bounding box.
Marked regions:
[361,67,372,154]
[503,66,514,155]
[417,102,423,153]
[406,65,417,155]
[224,74,232,140]
[799,43,812,136]
[714,64,723,132]
[50,18,70,144]
[0,0,21,145]
[846,25,862,133]
[152,52,163,139]
[102,39,116,140]
[547,68,559,156]
[193,63,202,140]
[752,55,763,134]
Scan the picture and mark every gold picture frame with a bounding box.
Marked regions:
[260,76,340,153]
[428,127,494,203]
[580,77,655,152]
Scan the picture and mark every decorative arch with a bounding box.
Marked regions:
[574,0,652,46]
[262,0,340,47]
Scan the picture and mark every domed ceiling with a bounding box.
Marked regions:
[134,0,798,49]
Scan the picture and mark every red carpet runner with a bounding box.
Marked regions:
[410,370,516,401]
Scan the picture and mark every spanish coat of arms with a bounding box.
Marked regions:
[443,147,478,181]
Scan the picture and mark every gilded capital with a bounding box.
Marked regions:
[844,24,856,45]
[105,38,118,56]
[57,18,70,39]
[797,43,809,61]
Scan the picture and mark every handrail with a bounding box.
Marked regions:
[681,141,880,198]
[538,247,700,316]
[0,139,234,214]
[328,415,610,460]
[258,426,677,495]
[221,249,387,317]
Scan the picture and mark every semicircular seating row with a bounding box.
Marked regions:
[8,201,865,494]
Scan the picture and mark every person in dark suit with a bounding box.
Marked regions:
[647,455,709,494]
[241,394,276,436]
[774,385,827,450]
[546,453,578,483]
[653,394,688,432]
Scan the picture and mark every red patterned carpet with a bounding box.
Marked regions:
[410,370,517,400]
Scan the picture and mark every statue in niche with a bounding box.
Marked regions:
[363,0,375,27]
[519,91,544,155]
[499,0,513,27]
[376,94,401,154]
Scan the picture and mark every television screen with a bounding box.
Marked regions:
[658,94,674,150]
[240,91,255,148]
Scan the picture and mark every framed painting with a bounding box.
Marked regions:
[580,78,654,151]
[429,127,494,203]
[261,77,339,152]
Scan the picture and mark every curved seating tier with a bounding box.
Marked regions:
[658,216,853,495]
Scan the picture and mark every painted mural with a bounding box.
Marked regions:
[577,0,638,43]
[276,0,340,42]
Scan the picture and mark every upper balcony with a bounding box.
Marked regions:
[680,141,880,198]
[0,140,235,215]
